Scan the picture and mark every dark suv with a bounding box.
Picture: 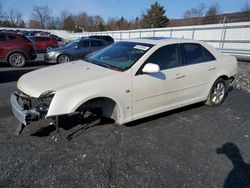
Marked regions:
[0,32,36,67]
[82,35,114,45]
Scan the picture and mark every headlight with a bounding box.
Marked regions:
[39,90,55,98]
[37,91,55,107]
[47,51,56,56]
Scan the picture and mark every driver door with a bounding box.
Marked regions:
[132,44,186,120]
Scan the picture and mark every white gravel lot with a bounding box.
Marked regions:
[234,61,250,93]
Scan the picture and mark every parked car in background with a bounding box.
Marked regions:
[11,38,237,135]
[28,36,58,52]
[82,35,114,45]
[45,38,108,64]
[50,34,63,42]
[0,32,36,67]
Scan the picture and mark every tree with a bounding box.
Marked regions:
[97,21,105,31]
[206,2,220,17]
[7,8,24,27]
[183,3,206,18]
[63,16,76,31]
[106,18,119,30]
[29,5,52,29]
[141,1,169,28]
[240,1,250,12]
[117,16,129,30]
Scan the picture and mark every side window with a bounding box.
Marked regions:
[182,43,215,65]
[79,40,89,48]
[36,37,42,41]
[146,44,180,70]
[0,34,7,41]
[40,37,49,41]
[7,35,16,40]
[203,46,216,61]
[91,40,105,47]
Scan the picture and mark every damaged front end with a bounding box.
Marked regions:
[10,90,55,135]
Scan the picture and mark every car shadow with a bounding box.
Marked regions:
[31,112,114,141]
[217,143,250,188]
[30,102,205,141]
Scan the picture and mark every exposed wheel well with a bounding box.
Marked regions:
[217,75,230,91]
[76,97,121,123]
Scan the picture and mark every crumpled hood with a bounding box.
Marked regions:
[17,60,118,98]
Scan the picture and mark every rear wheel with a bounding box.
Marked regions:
[8,53,26,67]
[206,78,227,107]
[57,54,70,64]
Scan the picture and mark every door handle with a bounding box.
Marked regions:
[174,73,185,79]
[208,66,216,71]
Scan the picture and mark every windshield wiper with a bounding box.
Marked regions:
[86,59,123,71]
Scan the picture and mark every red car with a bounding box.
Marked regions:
[28,36,58,52]
[0,32,36,67]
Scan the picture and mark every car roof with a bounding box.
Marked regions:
[125,37,201,45]
[80,38,106,42]
[0,32,24,36]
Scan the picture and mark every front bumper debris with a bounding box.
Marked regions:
[11,93,39,125]
[11,92,49,135]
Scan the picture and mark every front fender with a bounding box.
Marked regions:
[46,92,125,123]
[45,73,133,124]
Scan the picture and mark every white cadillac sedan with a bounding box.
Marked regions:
[11,38,237,135]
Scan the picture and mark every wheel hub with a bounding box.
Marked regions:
[212,82,225,104]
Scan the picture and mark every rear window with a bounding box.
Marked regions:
[91,40,105,47]
[7,35,16,40]
[0,34,7,41]
[37,37,49,41]
[182,43,216,65]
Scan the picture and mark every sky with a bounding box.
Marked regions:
[0,0,250,22]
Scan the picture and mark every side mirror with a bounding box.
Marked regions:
[142,63,160,74]
[75,44,79,49]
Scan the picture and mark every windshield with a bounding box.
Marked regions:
[65,40,79,47]
[87,41,153,71]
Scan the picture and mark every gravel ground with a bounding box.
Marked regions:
[0,60,249,187]
[234,61,250,93]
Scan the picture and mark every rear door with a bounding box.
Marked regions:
[180,43,217,103]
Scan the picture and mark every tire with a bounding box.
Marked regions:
[206,78,227,107]
[46,46,52,52]
[8,53,26,67]
[57,54,70,64]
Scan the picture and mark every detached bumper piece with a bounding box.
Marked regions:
[10,92,47,135]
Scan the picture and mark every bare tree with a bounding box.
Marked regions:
[206,2,220,16]
[183,3,206,18]
[29,5,52,29]
[63,15,76,31]
[240,1,250,12]
[58,10,70,29]
[7,8,24,27]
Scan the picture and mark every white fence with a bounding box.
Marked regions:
[51,22,250,60]
[1,22,250,60]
